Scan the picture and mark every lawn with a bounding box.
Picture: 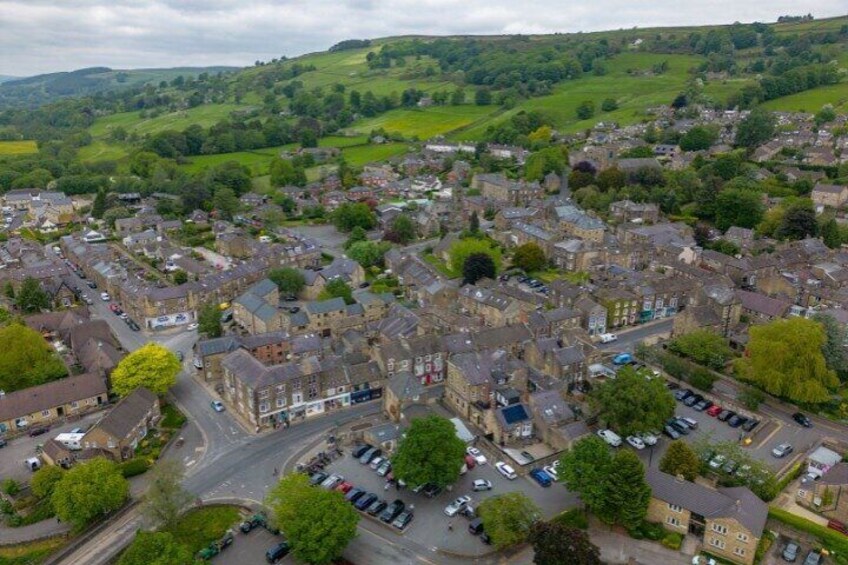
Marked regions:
[761,82,848,113]
[165,505,241,555]
[0,536,68,565]
[89,104,255,139]
[0,140,38,155]
[351,105,499,139]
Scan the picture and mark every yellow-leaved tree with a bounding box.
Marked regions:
[111,343,180,397]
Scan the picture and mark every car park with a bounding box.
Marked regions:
[472,479,493,491]
[495,461,517,480]
[663,425,680,440]
[392,510,414,530]
[706,404,723,417]
[529,468,552,487]
[772,443,793,458]
[445,495,472,516]
[793,412,812,428]
[380,499,405,523]
[309,471,328,486]
[366,499,387,516]
[782,540,800,562]
[626,436,646,450]
[466,446,487,465]
[803,550,822,565]
[727,414,748,428]
[211,400,225,412]
[265,542,290,563]
[354,493,378,511]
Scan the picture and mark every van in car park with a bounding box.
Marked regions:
[596,429,622,447]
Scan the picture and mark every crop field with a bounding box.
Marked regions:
[0,140,38,155]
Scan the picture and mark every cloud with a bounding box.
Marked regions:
[0,0,844,76]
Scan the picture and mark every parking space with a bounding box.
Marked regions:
[321,448,578,556]
[211,526,294,564]
[762,534,819,565]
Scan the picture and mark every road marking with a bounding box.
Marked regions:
[195,447,203,452]
[186,460,195,467]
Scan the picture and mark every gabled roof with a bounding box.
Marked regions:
[0,373,107,422]
[90,387,158,441]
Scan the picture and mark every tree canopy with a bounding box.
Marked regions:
[117,532,192,565]
[448,238,502,273]
[347,240,391,269]
[529,521,601,565]
[318,278,354,304]
[814,313,848,382]
[197,302,223,338]
[462,252,497,285]
[30,465,65,500]
[589,366,675,436]
[391,415,466,488]
[512,242,547,273]
[734,317,838,403]
[332,202,376,232]
[141,459,193,529]
[478,492,540,549]
[384,214,416,244]
[269,267,306,297]
[735,107,776,149]
[111,343,181,397]
[266,473,359,565]
[0,322,67,392]
[668,329,734,370]
[16,277,50,313]
[659,440,701,481]
[52,458,129,528]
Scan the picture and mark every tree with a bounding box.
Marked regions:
[212,187,239,220]
[590,366,675,436]
[596,167,626,191]
[347,241,390,269]
[668,330,734,370]
[659,441,701,481]
[448,238,501,274]
[92,189,107,219]
[513,243,546,272]
[477,492,540,549]
[142,460,193,529]
[529,521,601,565]
[576,100,595,120]
[679,126,718,151]
[103,206,133,228]
[602,450,650,529]
[52,458,129,528]
[524,147,567,182]
[469,211,480,234]
[16,277,49,313]
[111,343,181,397]
[384,214,416,244]
[269,267,306,297]
[734,317,838,403]
[332,202,376,232]
[171,270,188,285]
[475,88,492,105]
[391,415,466,488]
[344,226,367,249]
[463,253,496,285]
[197,302,223,338]
[600,98,618,112]
[820,218,842,249]
[266,473,359,565]
[318,278,354,305]
[31,465,64,500]
[270,158,306,187]
[0,323,67,392]
[3,281,14,300]
[735,107,776,149]
[814,314,848,382]
[117,532,192,565]
[559,436,614,515]
[777,202,818,240]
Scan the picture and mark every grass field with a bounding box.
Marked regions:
[761,82,848,113]
[165,505,240,554]
[342,142,410,166]
[179,146,288,175]
[89,104,255,139]
[351,105,499,139]
[77,141,129,162]
[0,140,38,155]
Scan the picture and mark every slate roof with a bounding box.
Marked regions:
[91,387,158,441]
[306,297,346,315]
[820,462,848,486]
[0,373,107,422]
[197,336,242,357]
[736,290,790,318]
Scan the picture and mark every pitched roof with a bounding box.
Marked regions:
[89,387,157,440]
[736,290,790,318]
[0,373,107,422]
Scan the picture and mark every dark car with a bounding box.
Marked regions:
[359,447,382,464]
[674,388,693,401]
[415,483,442,498]
[392,510,414,530]
[345,488,366,503]
[240,513,267,533]
[0,438,6,448]
[693,399,713,412]
[663,425,681,440]
[265,542,290,563]
[127,320,140,332]
[742,419,759,432]
[666,382,680,390]
[717,409,736,422]
[529,468,553,487]
[683,394,703,407]
[469,518,485,535]
[28,427,49,437]
[793,412,812,428]
[309,471,328,486]
[727,415,749,428]
[667,419,689,435]
[380,499,405,523]
[351,444,373,459]
[86,281,97,289]
[366,499,387,516]
[354,493,378,511]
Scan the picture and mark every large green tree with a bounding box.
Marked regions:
[735,107,776,149]
[197,302,223,338]
[347,241,390,269]
[529,521,601,565]
[601,450,651,529]
[734,317,838,403]
[589,366,675,436]
[0,323,67,392]
[512,243,547,272]
[813,314,848,382]
[559,436,614,515]
[266,473,359,565]
[52,458,129,528]
[16,277,50,313]
[391,415,466,488]
[269,267,306,297]
[669,330,734,370]
[117,532,192,565]
[111,343,181,397]
[679,125,718,151]
[477,492,540,550]
[714,188,764,232]
[525,147,568,182]
[659,440,701,481]
[462,252,497,285]
[141,460,193,529]
[332,202,376,232]
[30,465,65,500]
[318,278,354,305]
[384,214,416,244]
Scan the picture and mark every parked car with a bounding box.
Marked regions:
[596,429,622,447]
[722,460,738,474]
[708,455,726,470]
[803,550,822,565]
[728,414,749,428]
[127,320,140,331]
[495,461,517,480]
[28,427,48,437]
[793,412,812,428]
[742,419,759,432]
[240,513,267,533]
[599,333,618,344]
[529,468,553,487]
[445,495,472,517]
[422,483,442,498]
[211,400,225,412]
[543,465,559,481]
[367,499,387,516]
[662,425,680,440]
[706,404,723,417]
[782,541,800,562]
[680,417,699,429]
[772,443,794,458]
[369,456,385,470]
[351,444,373,458]
[626,436,646,450]
[344,488,366,503]
[667,419,689,435]
[466,446,487,465]
[0,438,6,448]
[376,460,392,476]
[472,479,492,492]
[354,493,378,511]
[468,518,485,535]
[186,322,199,331]
[359,447,382,464]
[335,481,353,494]
[392,510,414,530]
[320,474,344,490]
[693,399,713,412]
[717,409,736,422]
[309,471,328,486]
[683,394,703,407]
[380,499,405,523]
[674,389,693,401]
[265,542,290,563]
[100,292,110,301]
[613,353,633,365]
[638,432,658,446]
[176,351,184,362]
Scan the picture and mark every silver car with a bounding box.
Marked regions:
[444,495,471,517]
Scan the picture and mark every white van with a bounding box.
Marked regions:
[599,333,618,344]
[24,457,41,471]
[55,432,85,451]
[596,429,622,447]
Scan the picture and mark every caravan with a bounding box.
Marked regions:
[54,432,85,451]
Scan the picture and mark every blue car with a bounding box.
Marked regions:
[613,353,633,365]
[529,468,552,487]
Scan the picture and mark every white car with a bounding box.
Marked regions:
[599,333,618,344]
[495,461,517,480]
[472,479,492,492]
[193,358,204,369]
[638,432,658,446]
[444,495,472,517]
[708,454,726,470]
[466,446,487,465]
[596,429,622,447]
[543,465,559,481]
[100,292,110,301]
[211,400,225,412]
[626,436,646,450]
[186,322,199,331]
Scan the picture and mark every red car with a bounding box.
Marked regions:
[335,481,353,494]
[109,303,120,313]
[706,405,722,417]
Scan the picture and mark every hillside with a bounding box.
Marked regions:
[0,65,240,109]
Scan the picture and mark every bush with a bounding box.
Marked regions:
[755,530,776,564]
[628,520,666,541]
[160,404,186,429]
[120,458,150,478]
[661,532,683,550]
[551,508,588,529]
[1,478,20,496]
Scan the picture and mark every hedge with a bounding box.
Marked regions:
[768,507,848,564]
[661,532,683,550]
[120,458,150,478]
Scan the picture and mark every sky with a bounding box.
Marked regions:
[0,1,845,77]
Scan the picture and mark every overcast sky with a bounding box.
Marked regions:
[1,1,845,76]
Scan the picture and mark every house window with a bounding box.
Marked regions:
[666,516,680,527]
[734,548,746,557]
[668,503,683,513]
[711,524,728,535]
[258,389,269,399]
[737,533,749,543]
[293,392,303,404]
[276,397,286,408]
[41,410,50,417]
[71,401,78,409]
[259,403,269,413]
[275,384,285,394]
[709,538,726,550]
